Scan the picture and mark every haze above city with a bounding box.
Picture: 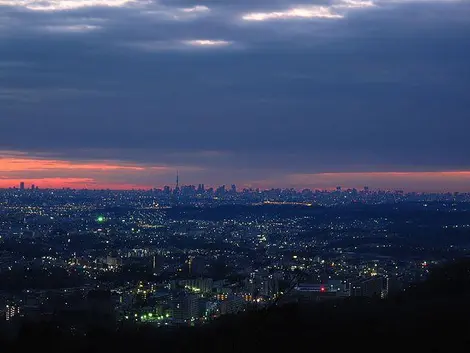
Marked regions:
[1,0,469,191]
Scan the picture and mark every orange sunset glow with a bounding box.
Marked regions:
[0,178,157,190]
[0,155,170,189]
[240,171,470,192]
[0,157,157,172]
[2,153,470,191]
[283,171,470,192]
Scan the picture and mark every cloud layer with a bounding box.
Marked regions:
[1,0,469,190]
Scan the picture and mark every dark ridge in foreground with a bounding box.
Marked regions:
[3,259,470,353]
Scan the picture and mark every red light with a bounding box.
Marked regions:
[320,286,325,292]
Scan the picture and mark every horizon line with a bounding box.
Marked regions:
[1,186,468,194]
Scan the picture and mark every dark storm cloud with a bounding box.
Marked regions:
[1,0,469,178]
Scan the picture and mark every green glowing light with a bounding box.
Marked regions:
[97,216,104,222]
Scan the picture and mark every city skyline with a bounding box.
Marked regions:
[4,167,470,192]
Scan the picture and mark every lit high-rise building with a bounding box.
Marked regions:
[6,304,20,321]
[172,294,199,321]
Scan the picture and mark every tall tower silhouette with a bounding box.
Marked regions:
[172,170,180,206]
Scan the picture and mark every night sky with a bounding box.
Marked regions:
[1,0,469,191]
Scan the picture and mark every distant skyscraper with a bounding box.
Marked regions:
[31,184,35,190]
[215,185,226,196]
[20,182,25,190]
